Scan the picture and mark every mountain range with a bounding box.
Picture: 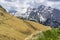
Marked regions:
[15,4,60,28]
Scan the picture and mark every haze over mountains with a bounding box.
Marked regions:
[0,0,60,14]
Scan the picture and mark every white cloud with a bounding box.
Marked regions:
[46,2,54,7]
[0,0,60,14]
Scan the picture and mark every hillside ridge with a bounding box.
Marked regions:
[0,6,51,40]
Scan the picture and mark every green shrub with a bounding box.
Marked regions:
[37,28,60,40]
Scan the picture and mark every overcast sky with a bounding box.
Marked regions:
[0,0,60,13]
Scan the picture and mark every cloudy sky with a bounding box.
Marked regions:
[0,0,60,13]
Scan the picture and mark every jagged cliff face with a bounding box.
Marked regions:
[27,5,60,28]
[15,5,60,28]
[0,6,51,40]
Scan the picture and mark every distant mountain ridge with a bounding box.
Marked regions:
[28,5,60,28]
[16,5,60,28]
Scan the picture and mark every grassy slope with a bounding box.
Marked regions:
[25,28,60,40]
[0,7,51,40]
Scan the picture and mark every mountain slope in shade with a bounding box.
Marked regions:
[0,6,51,40]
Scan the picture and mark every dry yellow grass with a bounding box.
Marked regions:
[0,7,51,40]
